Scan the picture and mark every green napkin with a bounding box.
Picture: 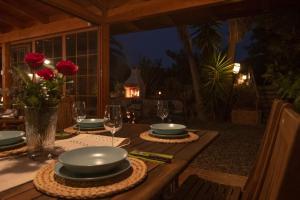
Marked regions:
[129,150,174,163]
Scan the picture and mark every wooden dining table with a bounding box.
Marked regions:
[0,124,218,200]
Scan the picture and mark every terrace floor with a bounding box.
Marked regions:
[180,121,265,187]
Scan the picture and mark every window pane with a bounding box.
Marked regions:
[66,34,76,57]
[77,32,87,55]
[44,39,52,58]
[87,76,97,95]
[77,56,87,76]
[77,76,87,95]
[88,55,97,75]
[88,31,97,54]
[53,37,62,57]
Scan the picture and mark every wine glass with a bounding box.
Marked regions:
[72,101,86,133]
[104,105,123,146]
[157,100,169,122]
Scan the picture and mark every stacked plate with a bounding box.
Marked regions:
[55,146,131,181]
[149,123,188,139]
[0,131,26,150]
[76,118,105,130]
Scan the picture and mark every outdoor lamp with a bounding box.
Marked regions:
[232,63,241,74]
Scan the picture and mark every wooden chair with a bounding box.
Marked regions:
[174,99,300,200]
[56,96,74,131]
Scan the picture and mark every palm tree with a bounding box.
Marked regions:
[177,25,206,120]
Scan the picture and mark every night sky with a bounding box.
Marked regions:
[114,23,252,68]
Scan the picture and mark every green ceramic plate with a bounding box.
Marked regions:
[0,131,25,146]
[0,138,26,150]
[54,159,131,181]
[150,123,186,135]
[149,131,189,139]
[78,118,105,128]
[58,146,128,175]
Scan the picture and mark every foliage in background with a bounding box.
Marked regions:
[247,9,300,111]
[110,37,130,92]
[201,52,233,119]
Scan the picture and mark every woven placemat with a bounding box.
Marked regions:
[34,157,147,199]
[0,145,27,158]
[64,126,108,135]
[140,131,199,143]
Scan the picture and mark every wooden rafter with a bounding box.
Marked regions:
[0,0,49,24]
[0,12,29,28]
[39,0,103,24]
[106,0,235,23]
[89,0,107,13]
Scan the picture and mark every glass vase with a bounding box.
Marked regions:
[24,106,58,160]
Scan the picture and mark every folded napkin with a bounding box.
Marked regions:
[129,150,173,163]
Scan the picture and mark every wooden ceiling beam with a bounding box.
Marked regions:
[0,12,29,29]
[106,0,239,23]
[0,18,91,43]
[0,0,49,24]
[89,0,107,13]
[39,0,103,24]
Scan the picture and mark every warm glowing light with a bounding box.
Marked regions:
[233,63,241,74]
[242,75,247,80]
[124,86,140,98]
[44,59,51,65]
[158,91,162,95]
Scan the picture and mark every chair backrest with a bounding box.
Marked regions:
[57,96,74,131]
[259,107,300,199]
[242,100,290,199]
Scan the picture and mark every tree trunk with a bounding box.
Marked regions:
[177,25,205,121]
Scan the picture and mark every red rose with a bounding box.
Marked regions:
[24,53,45,69]
[36,68,54,80]
[56,60,78,76]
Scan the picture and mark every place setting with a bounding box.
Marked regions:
[64,101,107,135]
[140,100,199,143]
[34,146,147,199]
[34,104,147,199]
[0,130,27,158]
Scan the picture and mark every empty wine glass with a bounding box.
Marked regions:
[104,105,123,146]
[72,101,86,133]
[157,100,168,122]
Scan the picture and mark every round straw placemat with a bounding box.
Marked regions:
[0,145,27,158]
[34,157,147,199]
[140,131,199,143]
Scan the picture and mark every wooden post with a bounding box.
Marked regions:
[98,24,110,117]
[1,43,10,109]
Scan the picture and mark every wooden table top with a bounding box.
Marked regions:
[0,124,218,200]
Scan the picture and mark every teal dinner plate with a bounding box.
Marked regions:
[74,125,104,131]
[58,146,128,175]
[149,131,189,139]
[55,159,131,181]
[0,138,26,150]
[78,119,105,128]
[150,123,186,135]
[0,131,25,146]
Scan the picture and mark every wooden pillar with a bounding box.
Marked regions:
[98,24,110,117]
[1,43,10,109]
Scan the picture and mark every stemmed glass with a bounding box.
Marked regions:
[104,105,123,147]
[157,100,169,122]
[72,101,86,133]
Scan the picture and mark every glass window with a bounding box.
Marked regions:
[66,30,98,116]
[35,37,62,64]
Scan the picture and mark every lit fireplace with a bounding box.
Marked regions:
[124,68,145,98]
[124,86,140,98]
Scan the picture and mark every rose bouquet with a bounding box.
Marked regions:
[14,52,78,108]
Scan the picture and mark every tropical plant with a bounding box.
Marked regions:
[191,21,222,62]
[110,37,130,91]
[177,25,206,120]
[247,9,300,111]
[201,52,233,119]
